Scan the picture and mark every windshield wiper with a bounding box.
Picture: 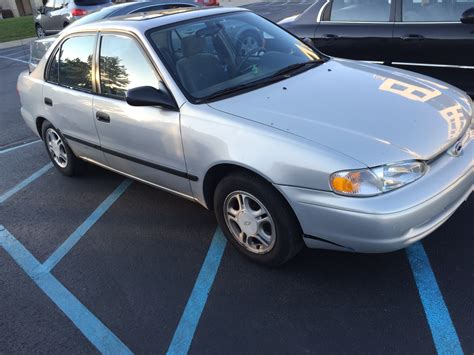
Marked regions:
[269,60,325,79]
[197,60,326,103]
[195,77,282,103]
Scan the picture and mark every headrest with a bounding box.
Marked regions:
[181,35,206,58]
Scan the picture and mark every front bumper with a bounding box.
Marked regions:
[278,137,473,253]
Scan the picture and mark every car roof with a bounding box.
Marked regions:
[65,7,247,35]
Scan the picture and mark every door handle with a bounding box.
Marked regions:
[96,111,110,123]
[322,34,340,39]
[44,97,53,106]
[401,34,425,40]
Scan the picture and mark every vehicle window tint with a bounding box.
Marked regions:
[130,4,165,13]
[58,36,95,92]
[164,4,195,9]
[73,0,110,5]
[48,49,59,83]
[330,0,392,21]
[99,34,160,98]
[403,0,474,21]
[129,4,194,13]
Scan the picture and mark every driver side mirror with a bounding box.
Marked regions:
[126,86,178,111]
[461,7,474,24]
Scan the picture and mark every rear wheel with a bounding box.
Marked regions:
[35,24,45,38]
[214,172,303,266]
[41,121,83,176]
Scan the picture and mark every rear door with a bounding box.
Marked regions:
[392,0,474,95]
[42,34,106,164]
[313,0,396,62]
[93,33,192,196]
[41,0,56,33]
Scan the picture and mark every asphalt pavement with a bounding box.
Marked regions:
[0,7,473,354]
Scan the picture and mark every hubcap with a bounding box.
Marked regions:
[223,191,276,254]
[46,128,68,168]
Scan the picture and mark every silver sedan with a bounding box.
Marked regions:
[17,7,473,265]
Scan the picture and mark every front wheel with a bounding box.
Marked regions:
[42,121,83,176]
[214,172,303,266]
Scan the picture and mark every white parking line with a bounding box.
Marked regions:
[0,46,27,55]
[0,55,28,64]
[0,49,29,57]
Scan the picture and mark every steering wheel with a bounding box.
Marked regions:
[236,47,266,74]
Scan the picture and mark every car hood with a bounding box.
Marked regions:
[208,59,472,167]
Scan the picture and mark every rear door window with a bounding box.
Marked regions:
[57,35,95,92]
[402,0,474,21]
[330,0,392,21]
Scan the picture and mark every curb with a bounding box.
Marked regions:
[0,37,36,50]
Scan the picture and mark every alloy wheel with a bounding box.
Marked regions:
[223,191,276,254]
[46,128,68,168]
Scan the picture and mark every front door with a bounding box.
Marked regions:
[93,33,192,196]
[313,0,396,62]
[392,0,474,95]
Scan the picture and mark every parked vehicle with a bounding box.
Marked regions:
[29,0,199,70]
[18,7,473,265]
[279,0,474,97]
[195,0,219,6]
[34,0,113,37]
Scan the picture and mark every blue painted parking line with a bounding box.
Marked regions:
[167,228,227,355]
[406,242,463,355]
[38,179,133,274]
[0,163,53,204]
[0,140,41,154]
[0,225,133,354]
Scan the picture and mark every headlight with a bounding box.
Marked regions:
[330,161,427,197]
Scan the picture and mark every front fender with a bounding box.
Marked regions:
[180,103,366,205]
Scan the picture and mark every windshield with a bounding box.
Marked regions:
[66,5,120,29]
[147,11,325,102]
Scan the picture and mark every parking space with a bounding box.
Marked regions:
[0,6,473,355]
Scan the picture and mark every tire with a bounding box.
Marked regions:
[36,24,45,38]
[41,121,83,176]
[214,172,303,266]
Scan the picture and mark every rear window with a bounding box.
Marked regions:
[73,0,111,6]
